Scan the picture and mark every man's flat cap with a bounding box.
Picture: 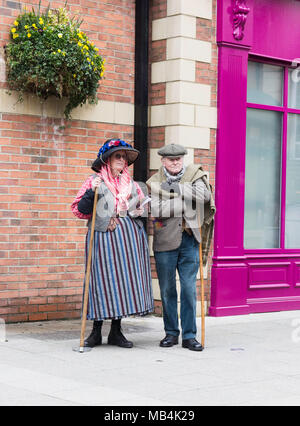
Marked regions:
[158,143,187,157]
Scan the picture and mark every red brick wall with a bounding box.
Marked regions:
[0,0,135,322]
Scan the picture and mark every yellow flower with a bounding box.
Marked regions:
[57,49,61,53]
[87,57,91,62]
[62,52,66,56]
[83,45,88,50]
[24,25,29,30]
[12,33,19,39]
[11,28,16,33]
[27,33,31,38]
[32,23,37,29]
[58,33,62,38]
[78,42,82,47]
[73,74,76,78]
[95,47,99,52]
[14,20,19,26]
[39,18,44,25]
[100,70,104,77]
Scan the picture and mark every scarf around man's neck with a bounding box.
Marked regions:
[163,166,186,184]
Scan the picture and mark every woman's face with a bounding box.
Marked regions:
[110,150,127,174]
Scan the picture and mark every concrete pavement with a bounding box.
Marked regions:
[1,310,300,406]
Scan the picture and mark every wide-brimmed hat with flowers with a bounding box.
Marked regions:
[91,139,140,172]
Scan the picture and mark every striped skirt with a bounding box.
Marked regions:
[83,216,154,320]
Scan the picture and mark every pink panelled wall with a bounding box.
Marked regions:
[251,0,300,61]
[210,0,300,316]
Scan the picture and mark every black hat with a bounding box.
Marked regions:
[158,143,187,157]
[91,139,140,172]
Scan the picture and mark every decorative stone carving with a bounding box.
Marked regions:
[232,0,250,41]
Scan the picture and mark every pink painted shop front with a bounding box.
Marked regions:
[210,0,300,316]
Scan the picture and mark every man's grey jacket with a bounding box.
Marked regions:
[146,164,216,266]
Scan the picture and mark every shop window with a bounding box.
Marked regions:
[244,61,300,249]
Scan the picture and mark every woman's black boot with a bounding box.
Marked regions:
[107,319,133,348]
[84,320,103,348]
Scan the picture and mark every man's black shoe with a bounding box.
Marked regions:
[159,334,178,347]
[182,338,203,351]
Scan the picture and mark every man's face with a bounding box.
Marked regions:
[161,156,184,175]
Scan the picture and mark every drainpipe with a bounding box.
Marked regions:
[134,0,149,186]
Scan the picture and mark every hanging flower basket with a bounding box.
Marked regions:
[5,4,105,119]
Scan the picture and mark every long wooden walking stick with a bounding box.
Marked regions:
[198,218,205,349]
[79,188,98,353]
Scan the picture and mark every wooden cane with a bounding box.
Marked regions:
[79,188,98,352]
[198,221,205,349]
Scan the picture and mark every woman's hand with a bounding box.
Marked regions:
[92,176,102,192]
[107,217,119,232]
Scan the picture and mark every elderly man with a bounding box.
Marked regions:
[146,144,215,351]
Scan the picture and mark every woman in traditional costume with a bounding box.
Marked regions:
[72,139,153,348]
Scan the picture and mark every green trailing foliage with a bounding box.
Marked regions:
[5,2,105,119]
